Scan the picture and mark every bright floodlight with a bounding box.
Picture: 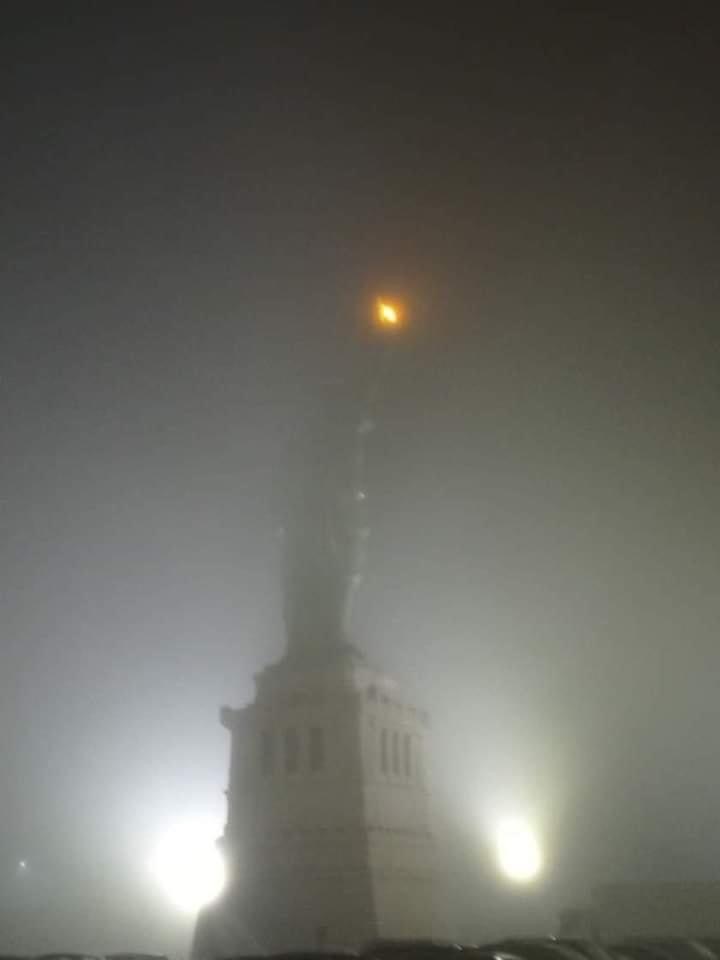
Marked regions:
[149,819,226,913]
[495,817,542,882]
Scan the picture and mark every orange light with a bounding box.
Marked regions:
[379,302,398,325]
[375,299,403,330]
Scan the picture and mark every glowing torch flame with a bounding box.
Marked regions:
[375,299,403,330]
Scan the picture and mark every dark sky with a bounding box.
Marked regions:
[2,1,720,949]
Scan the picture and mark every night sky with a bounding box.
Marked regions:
[2,3,720,951]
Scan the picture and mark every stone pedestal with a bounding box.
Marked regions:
[218,643,434,952]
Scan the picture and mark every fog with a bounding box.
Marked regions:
[1,5,719,954]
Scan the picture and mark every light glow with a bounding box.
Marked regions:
[495,816,543,882]
[378,302,398,325]
[149,819,226,913]
[375,298,403,330]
